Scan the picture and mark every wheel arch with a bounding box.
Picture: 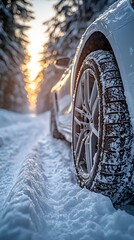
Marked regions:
[73,31,115,89]
[51,90,59,113]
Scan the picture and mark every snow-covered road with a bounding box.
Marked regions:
[0,109,134,240]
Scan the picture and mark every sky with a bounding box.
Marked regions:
[27,0,58,81]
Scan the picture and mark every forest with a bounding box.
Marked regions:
[0,0,117,113]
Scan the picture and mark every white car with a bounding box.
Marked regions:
[51,0,134,206]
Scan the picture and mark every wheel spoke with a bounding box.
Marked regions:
[89,132,97,167]
[93,152,97,165]
[74,116,81,126]
[75,107,92,121]
[92,97,99,126]
[89,132,93,168]
[76,138,84,168]
[83,71,91,113]
[75,106,85,115]
[75,130,89,167]
[79,81,84,105]
[89,80,97,110]
[82,104,89,114]
[74,116,90,126]
[90,123,98,138]
[85,135,92,172]
[84,71,90,99]
[76,82,83,108]
[75,127,89,156]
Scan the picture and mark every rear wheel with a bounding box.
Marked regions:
[50,107,65,140]
[72,50,133,205]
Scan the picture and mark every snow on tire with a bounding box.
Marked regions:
[72,50,134,205]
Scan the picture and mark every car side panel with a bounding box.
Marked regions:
[55,66,72,141]
[57,67,71,115]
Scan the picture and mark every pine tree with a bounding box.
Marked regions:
[0,0,34,112]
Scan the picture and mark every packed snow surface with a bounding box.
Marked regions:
[0,109,134,240]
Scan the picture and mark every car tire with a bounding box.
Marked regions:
[72,50,133,205]
[50,107,65,140]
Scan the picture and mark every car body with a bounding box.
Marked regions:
[51,0,134,206]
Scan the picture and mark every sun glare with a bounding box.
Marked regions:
[26,42,43,112]
[27,61,40,82]
[25,0,57,112]
[27,44,42,82]
[29,82,36,90]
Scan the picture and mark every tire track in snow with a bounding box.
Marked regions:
[0,113,50,212]
[0,145,49,240]
[0,112,50,239]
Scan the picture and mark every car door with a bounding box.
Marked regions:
[56,65,72,139]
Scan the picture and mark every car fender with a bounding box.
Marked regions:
[71,0,134,127]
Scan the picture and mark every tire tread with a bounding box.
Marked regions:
[74,50,134,205]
